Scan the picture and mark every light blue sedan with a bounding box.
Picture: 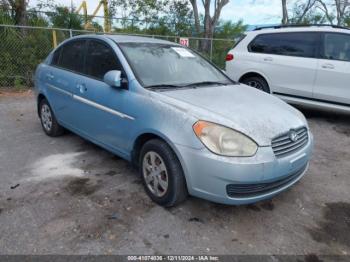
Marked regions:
[35,35,314,206]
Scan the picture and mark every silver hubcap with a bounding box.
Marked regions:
[247,80,263,90]
[41,104,52,132]
[142,151,168,197]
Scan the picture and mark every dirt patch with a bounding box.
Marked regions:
[65,178,102,196]
[188,217,204,223]
[104,170,117,176]
[132,179,142,185]
[303,254,323,262]
[308,202,350,248]
[246,204,261,212]
[260,201,275,211]
[70,189,156,241]
[0,89,33,97]
[75,139,103,153]
[333,126,350,137]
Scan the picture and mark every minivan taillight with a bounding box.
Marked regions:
[226,54,234,61]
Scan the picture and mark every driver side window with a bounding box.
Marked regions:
[85,40,121,80]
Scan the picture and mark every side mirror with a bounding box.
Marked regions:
[104,70,122,88]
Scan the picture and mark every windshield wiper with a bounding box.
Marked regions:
[144,84,183,90]
[181,81,228,87]
[145,81,228,90]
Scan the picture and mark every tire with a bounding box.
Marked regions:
[241,76,270,93]
[139,139,188,207]
[39,98,64,137]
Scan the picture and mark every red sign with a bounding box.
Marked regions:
[179,38,189,47]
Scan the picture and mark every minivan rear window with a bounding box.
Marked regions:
[232,34,246,49]
[322,33,350,62]
[248,32,319,58]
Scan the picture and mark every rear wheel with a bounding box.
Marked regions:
[139,139,188,207]
[39,98,64,137]
[242,76,270,93]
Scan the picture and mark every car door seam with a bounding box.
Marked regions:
[47,83,72,97]
[72,94,135,120]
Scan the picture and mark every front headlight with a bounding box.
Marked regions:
[193,121,258,157]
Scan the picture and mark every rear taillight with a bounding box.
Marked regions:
[226,54,234,61]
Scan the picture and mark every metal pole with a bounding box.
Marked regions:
[210,38,213,61]
[69,29,73,38]
[52,30,57,48]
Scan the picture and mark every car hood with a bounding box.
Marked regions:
[154,84,308,146]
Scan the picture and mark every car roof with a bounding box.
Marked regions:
[72,34,180,45]
[246,26,350,35]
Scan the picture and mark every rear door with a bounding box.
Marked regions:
[46,39,86,126]
[249,32,320,97]
[313,32,350,105]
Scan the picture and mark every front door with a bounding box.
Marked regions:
[249,32,320,98]
[72,39,133,156]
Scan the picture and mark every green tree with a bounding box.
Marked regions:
[212,20,247,68]
[48,6,83,29]
[167,0,193,36]
[345,14,350,26]
[109,0,167,22]
[146,18,173,35]
[0,7,14,24]
[0,0,28,25]
[189,0,230,52]
[26,10,49,26]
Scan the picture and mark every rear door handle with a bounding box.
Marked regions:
[322,63,335,69]
[46,72,54,80]
[264,57,273,62]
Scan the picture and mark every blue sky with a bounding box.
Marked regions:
[30,0,283,25]
[220,0,282,24]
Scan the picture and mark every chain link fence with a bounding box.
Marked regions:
[0,24,234,88]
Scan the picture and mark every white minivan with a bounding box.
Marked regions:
[225,25,350,112]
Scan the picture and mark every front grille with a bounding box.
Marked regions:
[272,127,308,158]
[226,164,307,198]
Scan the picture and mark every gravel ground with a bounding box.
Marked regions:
[0,93,349,257]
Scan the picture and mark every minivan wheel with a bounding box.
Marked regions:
[242,76,270,93]
[39,98,64,137]
[139,139,188,207]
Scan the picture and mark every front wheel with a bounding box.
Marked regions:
[241,76,270,93]
[139,139,188,207]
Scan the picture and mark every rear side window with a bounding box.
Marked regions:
[232,34,246,49]
[322,33,350,62]
[51,48,61,66]
[58,40,85,73]
[85,40,121,80]
[249,32,319,58]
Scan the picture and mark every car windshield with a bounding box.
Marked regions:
[118,42,232,89]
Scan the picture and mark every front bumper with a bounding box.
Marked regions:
[176,132,314,205]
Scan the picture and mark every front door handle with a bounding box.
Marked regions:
[76,83,87,93]
[322,63,335,69]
